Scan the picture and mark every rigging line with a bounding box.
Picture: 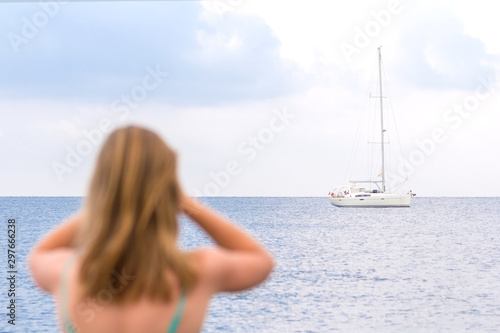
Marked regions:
[344,97,364,183]
[369,68,379,185]
[344,95,364,183]
[366,83,372,181]
[382,60,411,190]
[393,177,409,191]
[393,179,407,192]
[386,88,393,192]
[344,63,376,184]
[354,90,371,183]
[380,55,393,193]
[369,99,376,183]
[381,61,392,193]
[379,60,391,192]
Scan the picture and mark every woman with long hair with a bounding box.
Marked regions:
[29,125,274,332]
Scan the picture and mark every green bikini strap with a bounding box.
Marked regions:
[168,290,188,333]
[60,255,77,333]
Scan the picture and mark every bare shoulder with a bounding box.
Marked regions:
[187,247,273,293]
[188,248,226,276]
[29,249,76,293]
[187,248,231,288]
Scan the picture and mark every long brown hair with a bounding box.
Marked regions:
[77,125,196,302]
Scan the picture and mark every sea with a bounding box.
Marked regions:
[0,197,499,332]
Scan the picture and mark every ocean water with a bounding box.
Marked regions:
[0,197,499,332]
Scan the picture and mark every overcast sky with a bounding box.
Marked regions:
[1,0,499,197]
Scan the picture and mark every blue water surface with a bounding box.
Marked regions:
[0,197,499,332]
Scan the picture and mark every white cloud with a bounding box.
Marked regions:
[195,30,243,60]
[442,0,500,55]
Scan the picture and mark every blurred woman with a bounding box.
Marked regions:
[29,125,274,333]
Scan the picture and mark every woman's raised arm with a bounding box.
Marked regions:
[29,214,82,292]
[181,195,274,292]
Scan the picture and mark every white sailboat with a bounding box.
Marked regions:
[330,47,414,207]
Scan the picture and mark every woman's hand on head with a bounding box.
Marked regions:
[179,191,200,217]
[179,189,189,212]
[180,196,274,292]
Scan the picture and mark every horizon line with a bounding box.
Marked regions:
[1,195,499,198]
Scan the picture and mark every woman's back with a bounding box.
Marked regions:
[56,251,218,333]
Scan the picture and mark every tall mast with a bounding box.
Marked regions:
[378,46,386,193]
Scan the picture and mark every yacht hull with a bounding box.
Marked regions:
[330,193,411,207]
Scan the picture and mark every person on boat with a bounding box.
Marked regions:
[29,125,274,333]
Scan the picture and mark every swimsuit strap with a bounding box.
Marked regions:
[60,255,187,333]
[167,290,188,333]
[60,254,77,333]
